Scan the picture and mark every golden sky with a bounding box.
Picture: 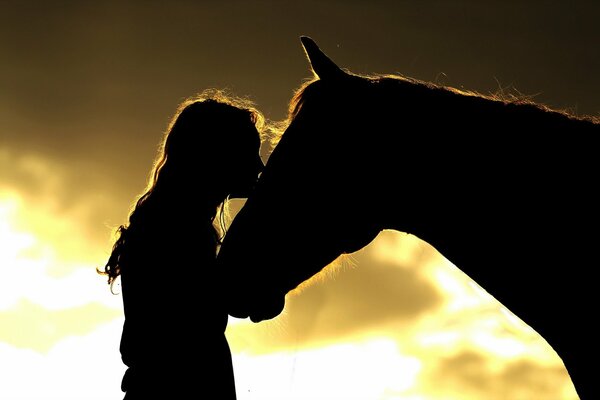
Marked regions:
[1,1,598,399]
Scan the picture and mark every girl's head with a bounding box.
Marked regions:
[100,90,265,286]
[153,90,265,206]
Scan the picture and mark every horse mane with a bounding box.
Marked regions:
[282,72,599,144]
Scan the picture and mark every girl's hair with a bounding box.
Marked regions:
[99,89,264,290]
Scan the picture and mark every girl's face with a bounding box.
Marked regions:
[227,124,264,199]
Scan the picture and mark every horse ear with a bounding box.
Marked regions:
[300,36,345,80]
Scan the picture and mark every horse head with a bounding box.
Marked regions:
[218,37,385,322]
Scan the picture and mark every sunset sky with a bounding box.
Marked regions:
[1,1,598,399]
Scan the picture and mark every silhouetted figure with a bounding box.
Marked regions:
[100,91,264,399]
[218,37,599,399]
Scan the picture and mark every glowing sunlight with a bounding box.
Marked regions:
[1,186,579,399]
[2,1,597,398]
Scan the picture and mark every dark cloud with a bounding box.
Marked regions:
[1,1,598,255]
[284,246,443,340]
[227,232,444,353]
[0,149,137,250]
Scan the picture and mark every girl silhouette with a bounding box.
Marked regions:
[100,91,265,399]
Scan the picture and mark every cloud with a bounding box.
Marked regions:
[0,254,122,312]
[0,220,575,399]
[0,149,133,256]
[0,320,125,400]
[0,148,143,290]
[0,308,576,400]
[233,338,422,400]
[0,299,121,353]
[423,350,578,399]
[226,230,578,399]
[0,192,123,310]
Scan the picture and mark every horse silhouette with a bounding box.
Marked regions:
[218,37,598,399]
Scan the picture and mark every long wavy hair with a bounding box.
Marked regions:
[99,90,265,290]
